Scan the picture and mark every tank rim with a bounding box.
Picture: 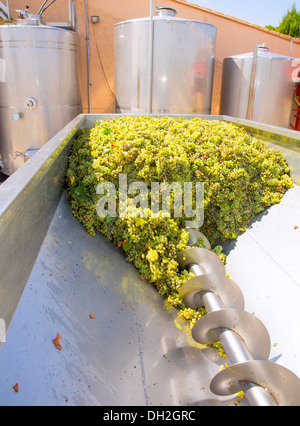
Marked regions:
[0,24,78,34]
[114,16,217,30]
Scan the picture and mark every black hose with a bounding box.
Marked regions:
[40,0,56,16]
[38,0,49,15]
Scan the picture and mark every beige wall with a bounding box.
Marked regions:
[9,0,300,115]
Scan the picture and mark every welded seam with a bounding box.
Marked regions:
[131,285,150,406]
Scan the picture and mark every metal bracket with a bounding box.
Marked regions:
[14,148,39,161]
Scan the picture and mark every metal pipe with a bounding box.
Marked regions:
[68,0,72,27]
[72,0,77,32]
[246,44,259,121]
[147,0,154,114]
[189,263,278,406]
[190,263,207,276]
[200,290,224,312]
[290,37,300,57]
[5,0,10,19]
[85,0,91,113]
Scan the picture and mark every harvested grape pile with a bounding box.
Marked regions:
[66,116,293,325]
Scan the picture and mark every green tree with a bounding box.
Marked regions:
[266,3,300,37]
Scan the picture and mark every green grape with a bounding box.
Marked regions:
[66,116,293,328]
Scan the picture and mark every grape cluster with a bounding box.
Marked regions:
[66,116,293,326]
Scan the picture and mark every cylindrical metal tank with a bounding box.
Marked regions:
[0,16,82,175]
[219,45,300,128]
[114,7,216,114]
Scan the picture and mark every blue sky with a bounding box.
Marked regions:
[190,0,300,27]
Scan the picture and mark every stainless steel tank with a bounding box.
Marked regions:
[114,6,216,114]
[219,45,300,128]
[0,16,82,175]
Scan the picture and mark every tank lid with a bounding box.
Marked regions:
[155,6,177,17]
[257,44,269,52]
[16,14,42,26]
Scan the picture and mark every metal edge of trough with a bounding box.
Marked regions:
[0,112,299,341]
[0,113,86,338]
